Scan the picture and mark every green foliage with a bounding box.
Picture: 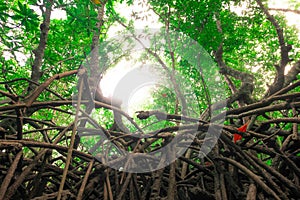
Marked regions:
[11,1,39,31]
[150,0,300,102]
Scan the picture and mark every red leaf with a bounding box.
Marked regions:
[237,123,248,132]
[233,134,243,143]
[233,122,248,143]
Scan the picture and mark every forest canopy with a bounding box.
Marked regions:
[0,0,300,199]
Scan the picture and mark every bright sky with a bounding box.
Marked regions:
[269,0,300,74]
[101,61,163,115]
[269,0,300,31]
[100,1,163,116]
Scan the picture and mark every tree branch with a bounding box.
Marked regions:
[269,8,300,15]
[29,0,53,92]
[255,0,292,96]
[284,60,300,87]
[214,15,254,107]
